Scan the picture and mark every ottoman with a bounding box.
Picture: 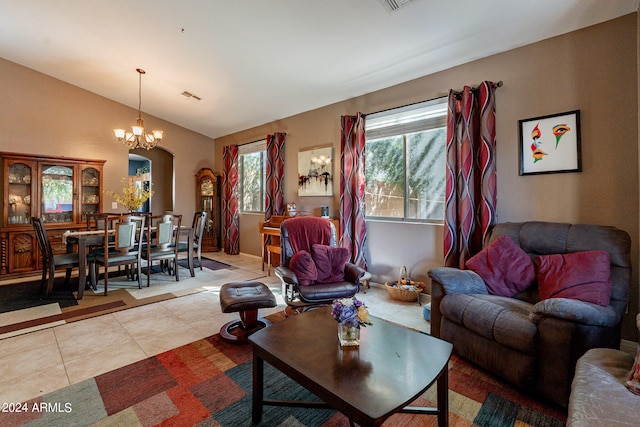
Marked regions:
[219,281,277,344]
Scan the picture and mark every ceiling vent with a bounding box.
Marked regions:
[380,0,414,13]
[181,91,202,101]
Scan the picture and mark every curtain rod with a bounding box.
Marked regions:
[453,80,503,94]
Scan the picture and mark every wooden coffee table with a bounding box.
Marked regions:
[249,307,453,426]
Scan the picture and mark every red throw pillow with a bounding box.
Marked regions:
[537,250,612,306]
[311,244,349,283]
[465,234,536,297]
[289,250,317,286]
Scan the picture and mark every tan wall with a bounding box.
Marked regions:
[216,14,639,339]
[0,58,216,222]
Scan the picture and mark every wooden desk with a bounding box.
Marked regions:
[259,222,281,273]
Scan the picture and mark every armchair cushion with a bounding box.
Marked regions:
[312,244,349,283]
[289,250,317,285]
[530,298,620,326]
[538,250,612,306]
[465,234,536,297]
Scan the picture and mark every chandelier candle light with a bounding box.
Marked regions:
[331,297,372,347]
[114,68,163,150]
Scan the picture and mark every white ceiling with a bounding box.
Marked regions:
[0,0,637,140]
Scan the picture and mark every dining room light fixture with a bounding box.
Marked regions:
[114,68,163,150]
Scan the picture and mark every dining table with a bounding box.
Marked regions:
[64,226,194,299]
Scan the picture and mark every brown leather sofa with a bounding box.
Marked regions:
[428,221,632,406]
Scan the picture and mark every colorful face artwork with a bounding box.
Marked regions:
[530,122,570,163]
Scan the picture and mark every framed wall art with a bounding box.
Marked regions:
[298,146,333,196]
[519,110,581,175]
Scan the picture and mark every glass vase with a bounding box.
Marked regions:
[338,323,360,347]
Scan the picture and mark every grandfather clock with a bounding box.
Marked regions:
[195,168,219,251]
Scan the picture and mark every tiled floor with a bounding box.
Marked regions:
[0,252,430,405]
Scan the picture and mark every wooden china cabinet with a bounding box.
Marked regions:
[0,152,105,277]
[195,167,220,251]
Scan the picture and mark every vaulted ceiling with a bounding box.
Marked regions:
[0,0,637,139]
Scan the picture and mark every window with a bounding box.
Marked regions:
[365,97,447,222]
[239,140,266,212]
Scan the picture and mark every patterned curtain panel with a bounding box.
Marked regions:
[265,132,286,220]
[444,81,497,268]
[340,113,368,270]
[222,145,240,255]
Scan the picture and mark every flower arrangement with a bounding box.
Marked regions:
[106,178,153,211]
[331,297,372,329]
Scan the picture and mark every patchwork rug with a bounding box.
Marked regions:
[0,325,567,426]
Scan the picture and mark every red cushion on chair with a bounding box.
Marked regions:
[465,234,536,297]
[537,250,612,306]
[312,244,349,283]
[289,250,318,286]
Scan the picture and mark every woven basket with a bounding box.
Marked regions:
[384,265,422,302]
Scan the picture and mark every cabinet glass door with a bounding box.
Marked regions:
[41,164,74,223]
[7,162,33,225]
[81,167,100,221]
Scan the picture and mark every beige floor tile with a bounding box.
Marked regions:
[0,321,67,340]
[63,338,148,384]
[121,315,191,340]
[54,316,133,362]
[132,327,204,356]
[0,342,64,382]
[0,328,57,353]
[111,300,174,324]
[0,363,70,404]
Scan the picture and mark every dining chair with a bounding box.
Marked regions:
[31,217,81,298]
[143,214,182,286]
[178,211,206,270]
[91,214,146,295]
[86,212,110,231]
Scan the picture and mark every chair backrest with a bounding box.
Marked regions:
[31,217,53,264]
[280,217,337,268]
[192,211,207,244]
[148,214,182,250]
[86,213,110,230]
[110,214,145,254]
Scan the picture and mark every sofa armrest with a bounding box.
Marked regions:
[344,262,365,284]
[274,265,299,285]
[428,267,489,295]
[530,298,620,327]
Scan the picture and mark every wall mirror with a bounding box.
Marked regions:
[298,146,333,196]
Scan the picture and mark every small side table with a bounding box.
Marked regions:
[360,271,372,293]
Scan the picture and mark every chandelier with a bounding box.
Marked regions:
[114,68,163,150]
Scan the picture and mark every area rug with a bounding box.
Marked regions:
[0,257,232,314]
[0,258,264,339]
[0,326,567,426]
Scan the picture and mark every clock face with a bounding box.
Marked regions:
[201,179,214,196]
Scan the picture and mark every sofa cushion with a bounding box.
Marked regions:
[466,234,536,297]
[538,250,612,306]
[289,250,317,285]
[312,244,349,283]
[440,293,537,354]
